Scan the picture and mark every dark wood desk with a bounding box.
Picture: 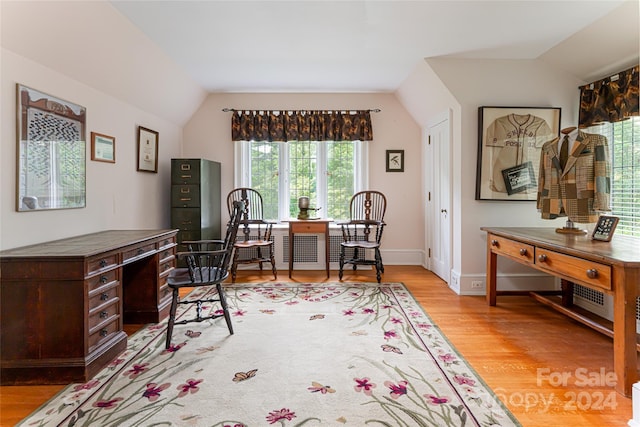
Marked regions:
[482,226,640,397]
[288,219,331,278]
[0,229,177,385]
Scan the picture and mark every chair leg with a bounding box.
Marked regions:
[231,247,240,283]
[352,248,359,271]
[217,283,234,335]
[375,248,383,283]
[269,244,277,279]
[165,287,179,349]
[257,247,264,271]
[339,245,345,280]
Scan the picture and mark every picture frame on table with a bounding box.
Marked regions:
[591,215,619,242]
[91,132,115,163]
[475,106,561,201]
[386,149,404,172]
[137,126,158,173]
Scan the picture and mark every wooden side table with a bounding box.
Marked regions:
[288,219,331,278]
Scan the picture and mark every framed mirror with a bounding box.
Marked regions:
[16,84,86,211]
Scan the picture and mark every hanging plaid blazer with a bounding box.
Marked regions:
[537,131,611,223]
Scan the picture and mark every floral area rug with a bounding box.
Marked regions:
[19,283,520,426]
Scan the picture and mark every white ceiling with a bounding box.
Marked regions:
[110,0,635,93]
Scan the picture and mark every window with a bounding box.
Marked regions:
[585,116,640,237]
[235,140,368,221]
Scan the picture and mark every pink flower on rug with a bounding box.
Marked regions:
[343,309,355,316]
[126,363,149,379]
[266,408,296,424]
[362,308,375,314]
[92,397,123,409]
[383,330,397,340]
[384,380,408,399]
[143,382,171,401]
[416,322,432,330]
[438,353,457,364]
[233,309,247,316]
[285,301,299,305]
[73,379,100,392]
[390,317,403,324]
[177,378,203,397]
[354,377,376,395]
[163,342,186,353]
[425,394,450,405]
[108,357,126,368]
[453,374,476,387]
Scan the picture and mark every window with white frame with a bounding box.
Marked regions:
[235,140,368,221]
[585,117,640,237]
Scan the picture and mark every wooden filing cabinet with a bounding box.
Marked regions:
[0,230,177,385]
[171,159,221,259]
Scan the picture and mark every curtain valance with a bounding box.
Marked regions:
[579,65,639,128]
[230,110,373,142]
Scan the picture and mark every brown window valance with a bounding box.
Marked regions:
[579,65,639,128]
[230,110,374,142]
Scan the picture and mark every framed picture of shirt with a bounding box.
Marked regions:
[475,106,561,201]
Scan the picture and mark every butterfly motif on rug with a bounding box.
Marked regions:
[381,344,403,354]
[308,381,336,394]
[185,330,201,338]
[233,369,258,382]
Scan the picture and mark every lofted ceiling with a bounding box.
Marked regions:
[110,0,637,93]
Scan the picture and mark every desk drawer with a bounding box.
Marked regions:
[123,242,156,263]
[535,248,612,291]
[88,298,120,331]
[488,234,534,265]
[291,222,326,233]
[89,282,120,310]
[87,253,118,275]
[87,269,118,293]
[88,318,120,353]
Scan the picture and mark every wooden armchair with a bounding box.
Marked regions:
[226,188,277,283]
[338,190,387,283]
[165,200,244,349]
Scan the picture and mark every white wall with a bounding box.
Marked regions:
[398,57,589,293]
[182,92,424,262]
[0,49,182,250]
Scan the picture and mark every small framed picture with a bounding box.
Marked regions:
[137,126,158,173]
[91,132,115,163]
[591,215,619,242]
[386,149,404,172]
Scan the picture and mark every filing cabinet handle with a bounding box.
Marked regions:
[180,164,191,171]
[100,275,108,284]
[100,329,108,337]
[180,197,192,202]
[100,311,108,319]
[538,254,547,262]
[180,174,192,179]
[586,269,598,279]
[100,293,109,301]
[490,239,499,247]
[519,248,528,256]
[180,188,191,194]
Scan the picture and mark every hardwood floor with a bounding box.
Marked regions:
[1,265,633,426]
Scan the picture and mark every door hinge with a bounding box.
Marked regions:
[428,248,431,258]
[428,192,431,201]
[428,135,431,145]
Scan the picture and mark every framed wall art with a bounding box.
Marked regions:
[386,149,404,172]
[16,84,86,211]
[137,126,158,173]
[475,106,561,201]
[91,132,115,163]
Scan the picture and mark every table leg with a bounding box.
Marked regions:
[486,244,497,306]
[613,267,638,397]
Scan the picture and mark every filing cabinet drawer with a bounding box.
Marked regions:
[171,208,203,230]
[172,185,201,208]
[171,159,201,184]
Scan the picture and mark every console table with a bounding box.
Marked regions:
[288,219,331,278]
[0,229,177,385]
[481,226,640,397]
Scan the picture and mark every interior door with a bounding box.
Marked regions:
[426,113,451,283]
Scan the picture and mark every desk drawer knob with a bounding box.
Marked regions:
[538,254,547,262]
[519,248,528,256]
[586,269,598,279]
[99,259,107,268]
[100,329,108,337]
[491,239,499,247]
[100,275,108,284]
[100,311,108,319]
[100,293,109,301]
